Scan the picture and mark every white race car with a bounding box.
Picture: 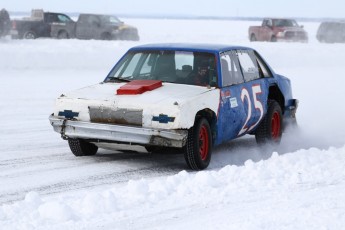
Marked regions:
[49,43,298,170]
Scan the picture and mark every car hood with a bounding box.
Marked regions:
[55,82,220,129]
[119,24,137,30]
[60,82,214,106]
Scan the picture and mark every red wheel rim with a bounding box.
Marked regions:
[271,111,281,140]
[199,125,209,160]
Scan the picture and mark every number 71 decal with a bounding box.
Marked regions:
[238,84,264,136]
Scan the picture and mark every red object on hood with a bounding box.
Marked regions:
[117,80,163,95]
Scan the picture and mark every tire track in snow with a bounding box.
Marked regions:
[0,149,185,204]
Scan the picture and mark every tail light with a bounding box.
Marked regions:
[12,21,16,29]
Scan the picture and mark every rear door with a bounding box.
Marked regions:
[236,50,270,133]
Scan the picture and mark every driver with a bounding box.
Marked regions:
[192,61,209,86]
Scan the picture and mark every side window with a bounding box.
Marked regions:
[255,52,273,78]
[237,50,261,82]
[220,51,244,87]
[57,15,71,22]
[264,19,272,27]
[263,19,272,27]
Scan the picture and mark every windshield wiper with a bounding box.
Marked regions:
[105,77,131,83]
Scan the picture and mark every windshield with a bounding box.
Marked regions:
[105,50,218,87]
[273,19,298,27]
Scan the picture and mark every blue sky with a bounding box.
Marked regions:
[2,0,344,18]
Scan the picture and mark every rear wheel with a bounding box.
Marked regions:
[255,100,283,144]
[68,139,98,156]
[23,31,36,39]
[250,34,257,41]
[184,118,212,170]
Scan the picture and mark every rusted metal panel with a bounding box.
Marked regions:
[89,106,143,126]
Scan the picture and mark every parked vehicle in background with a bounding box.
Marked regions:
[11,9,73,39]
[316,21,345,43]
[249,18,308,42]
[51,13,139,41]
[0,8,10,37]
[49,43,298,170]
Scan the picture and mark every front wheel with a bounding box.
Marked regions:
[68,139,98,156]
[255,100,283,144]
[184,118,212,170]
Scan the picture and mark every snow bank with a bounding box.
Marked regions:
[1,145,345,229]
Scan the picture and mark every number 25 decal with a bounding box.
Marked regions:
[238,85,264,135]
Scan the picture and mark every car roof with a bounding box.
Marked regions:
[264,18,296,21]
[129,43,252,54]
[79,13,119,18]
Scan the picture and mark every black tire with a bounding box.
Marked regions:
[250,34,257,42]
[184,118,212,170]
[23,31,36,39]
[271,36,277,42]
[255,100,283,144]
[57,30,69,39]
[68,139,98,156]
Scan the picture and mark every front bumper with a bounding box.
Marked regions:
[276,32,308,42]
[49,115,188,148]
[277,38,308,43]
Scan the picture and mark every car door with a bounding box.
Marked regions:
[236,50,270,134]
[41,13,58,37]
[216,50,268,145]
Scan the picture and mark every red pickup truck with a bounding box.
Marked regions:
[248,18,308,42]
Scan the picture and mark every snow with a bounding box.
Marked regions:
[1,19,345,229]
